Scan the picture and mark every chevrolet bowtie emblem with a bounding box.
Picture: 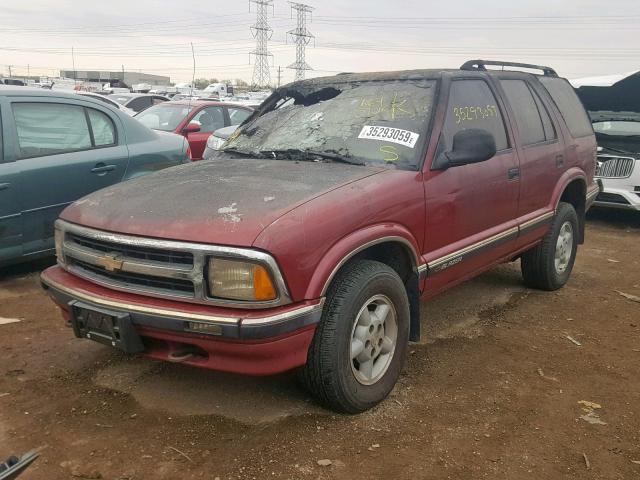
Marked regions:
[96,253,124,272]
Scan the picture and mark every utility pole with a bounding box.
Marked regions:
[287,2,314,82]
[7,65,12,77]
[249,0,274,88]
[71,47,77,84]
[277,66,282,87]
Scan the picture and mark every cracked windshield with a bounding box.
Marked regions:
[223,79,436,170]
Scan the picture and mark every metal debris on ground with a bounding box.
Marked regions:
[616,290,640,303]
[0,317,21,326]
[537,368,559,382]
[565,335,582,346]
[167,446,193,463]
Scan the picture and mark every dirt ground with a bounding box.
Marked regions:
[1,208,639,480]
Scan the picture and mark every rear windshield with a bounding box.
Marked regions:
[108,95,132,105]
[539,77,593,138]
[222,79,437,170]
[135,104,193,131]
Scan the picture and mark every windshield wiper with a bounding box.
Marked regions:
[259,149,366,166]
[221,148,259,158]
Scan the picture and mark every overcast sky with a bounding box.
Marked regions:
[1,0,638,85]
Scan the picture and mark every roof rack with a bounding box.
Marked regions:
[460,60,558,77]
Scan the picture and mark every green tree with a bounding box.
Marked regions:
[193,77,219,89]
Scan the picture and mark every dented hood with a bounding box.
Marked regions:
[61,158,384,246]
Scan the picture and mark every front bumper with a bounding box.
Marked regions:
[586,179,603,211]
[41,266,323,375]
[593,186,640,211]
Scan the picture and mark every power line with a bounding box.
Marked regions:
[250,0,274,88]
[287,2,314,81]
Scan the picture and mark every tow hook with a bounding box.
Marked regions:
[167,349,201,363]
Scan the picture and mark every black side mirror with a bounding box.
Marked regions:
[444,129,497,167]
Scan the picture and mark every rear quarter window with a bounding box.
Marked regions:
[539,77,593,138]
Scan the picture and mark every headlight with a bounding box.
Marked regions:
[206,258,277,302]
[207,135,226,151]
[54,227,65,264]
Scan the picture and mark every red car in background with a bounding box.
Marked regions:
[135,101,253,160]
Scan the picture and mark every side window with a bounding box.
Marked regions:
[87,108,116,147]
[530,86,556,141]
[228,107,252,126]
[539,77,593,138]
[192,106,225,133]
[13,103,91,158]
[443,80,509,151]
[128,97,152,112]
[500,79,546,146]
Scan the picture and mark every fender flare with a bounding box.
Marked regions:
[551,168,587,210]
[304,223,422,299]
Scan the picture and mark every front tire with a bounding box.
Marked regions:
[300,260,410,413]
[521,202,579,291]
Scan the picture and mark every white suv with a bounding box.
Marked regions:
[592,113,640,211]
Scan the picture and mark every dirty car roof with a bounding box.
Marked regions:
[280,69,451,89]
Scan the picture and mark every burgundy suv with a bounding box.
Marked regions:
[41,61,600,413]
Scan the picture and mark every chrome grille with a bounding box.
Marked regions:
[68,233,194,267]
[70,257,195,295]
[63,230,197,299]
[55,220,292,308]
[595,155,635,178]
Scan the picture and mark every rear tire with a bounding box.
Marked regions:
[521,202,578,291]
[299,260,410,413]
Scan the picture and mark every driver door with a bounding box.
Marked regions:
[422,78,520,293]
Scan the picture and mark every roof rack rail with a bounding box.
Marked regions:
[460,60,558,77]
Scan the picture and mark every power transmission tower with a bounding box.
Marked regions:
[249,0,274,88]
[287,2,314,82]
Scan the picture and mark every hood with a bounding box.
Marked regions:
[590,111,640,123]
[61,158,384,246]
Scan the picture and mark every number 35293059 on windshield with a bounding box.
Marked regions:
[358,125,420,148]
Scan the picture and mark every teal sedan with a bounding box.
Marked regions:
[0,87,190,267]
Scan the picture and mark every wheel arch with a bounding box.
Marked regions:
[553,170,587,244]
[305,225,423,341]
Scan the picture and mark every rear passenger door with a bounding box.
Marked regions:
[499,78,564,218]
[424,78,520,286]
[0,103,24,263]
[10,99,129,255]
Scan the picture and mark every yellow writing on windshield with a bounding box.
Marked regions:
[453,105,498,124]
[358,93,415,121]
[380,145,399,162]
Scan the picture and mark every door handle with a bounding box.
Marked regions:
[0,183,10,191]
[507,167,520,180]
[91,164,117,174]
